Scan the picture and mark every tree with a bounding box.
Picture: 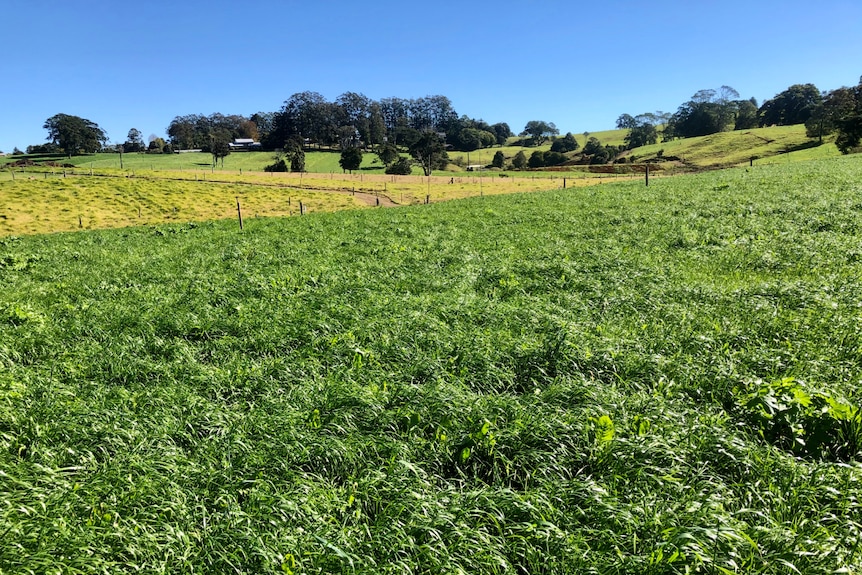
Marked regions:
[457,128,483,151]
[283,136,306,172]
[491,122,512,145]
[624,123,658,149]
[43,113,107,156]
[124,128,144,152]
[616,114,637,129]
[665,88,738,139]
[583,136,603,156]
[734,98,759,130]
[210,129,231,167]
[758,84,821,126]
[377,143,400,167]
[550,132,579,153]
[542,150,566,166]
[339,147,363,173]
[148,137,166,153]
[528,150,545,168]
[491,151,505,169]
[834,77,862,154]
[511,150,527,170]
[806,87,856,143]
[385,157,413,175]
[409,131,447,176]
[520,120,559,145]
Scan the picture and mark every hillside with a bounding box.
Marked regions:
[2,155,861,573]
[626,124,840,169]
[3,124,841,176]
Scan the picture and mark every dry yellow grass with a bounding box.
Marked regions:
[0,169,632,235]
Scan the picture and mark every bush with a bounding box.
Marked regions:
[385,157,413,175]
[528,151,545,169]
[542,151,566,167]
[264,158,288,172]
[511,151,527,170]
[491,151,505,169]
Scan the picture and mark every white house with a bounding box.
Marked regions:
[229,138,262,151]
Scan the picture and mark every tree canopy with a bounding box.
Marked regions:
[43,114,107,156]
[339,147,363,173]
[409,131,448,176]
[520,121,559,145]
[758,84,821,127]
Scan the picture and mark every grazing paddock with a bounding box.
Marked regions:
[0,155,861,573]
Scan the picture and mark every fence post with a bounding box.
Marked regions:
[236,197,244,230]
[645,165,649,187]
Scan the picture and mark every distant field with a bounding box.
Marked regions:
[629,125,840,168]
[0,169,633,235]
[1,125,843,178]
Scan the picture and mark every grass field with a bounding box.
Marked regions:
[628,125,840,168]
[1,154,861,573]
[0,170,638,236]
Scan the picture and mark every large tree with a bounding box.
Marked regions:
[43,113,107,156]
[758,84,821,126]
[210,129,231,167]
[806,87,857,143]
[124,128,144,152]
[550,132,579,153]
[520,120,559,145]
[624,122,658,149]
[665,87,742,139]
[833,77,862,154]
[409,131,447,176]
[339,147,363,174]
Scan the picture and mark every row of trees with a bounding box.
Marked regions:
[163,93,515,155]
[614,78,862,154]
[25,77,862,162]
[805,77,862,153]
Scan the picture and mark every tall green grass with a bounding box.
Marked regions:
[1,155,861,573]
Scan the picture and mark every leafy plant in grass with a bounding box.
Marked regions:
[735,377,861,460]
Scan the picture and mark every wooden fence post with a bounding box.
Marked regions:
[236,197,244,230]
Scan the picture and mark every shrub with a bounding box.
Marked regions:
[511,151,527,170]
[528,151,545,169]
[491,151,505,169]
[542,151,566,166]
[264,158,288,172]
[385,157,413,175]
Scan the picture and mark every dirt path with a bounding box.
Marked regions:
[348,190,398,207]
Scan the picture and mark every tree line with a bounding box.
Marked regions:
[16,76,862,162]
[616,77,862,154]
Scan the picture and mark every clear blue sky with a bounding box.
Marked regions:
[1,0,860,153]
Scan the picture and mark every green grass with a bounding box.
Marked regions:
[1,155,862,573]
[628,125,841,169]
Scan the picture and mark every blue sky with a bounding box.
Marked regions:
[1,0,860,153]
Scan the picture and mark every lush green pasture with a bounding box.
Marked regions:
[2,156,862,573]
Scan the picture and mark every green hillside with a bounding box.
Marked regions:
[2,125,843,175]
[627,124,840,169]
[2,155,861,573]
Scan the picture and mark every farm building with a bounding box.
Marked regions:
[229,138,262,151]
